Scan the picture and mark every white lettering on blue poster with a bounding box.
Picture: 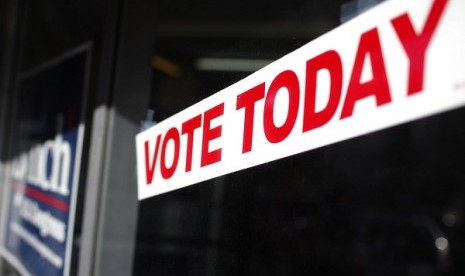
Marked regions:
[1,46,88,276]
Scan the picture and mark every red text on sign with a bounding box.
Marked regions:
[235,0,447,154]
[144,103,224,184]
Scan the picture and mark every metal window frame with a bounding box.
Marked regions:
[77,0,156,275]
[0,0,26,272]
[0,0,156,275]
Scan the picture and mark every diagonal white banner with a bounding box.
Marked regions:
[136,0,465,200]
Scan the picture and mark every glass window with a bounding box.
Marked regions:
[134,0,465,275]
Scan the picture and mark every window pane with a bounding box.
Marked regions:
[134,1,465,275]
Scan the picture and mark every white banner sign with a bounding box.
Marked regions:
[136,0,465,200]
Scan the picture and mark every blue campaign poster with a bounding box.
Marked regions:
[2,46,89,276]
